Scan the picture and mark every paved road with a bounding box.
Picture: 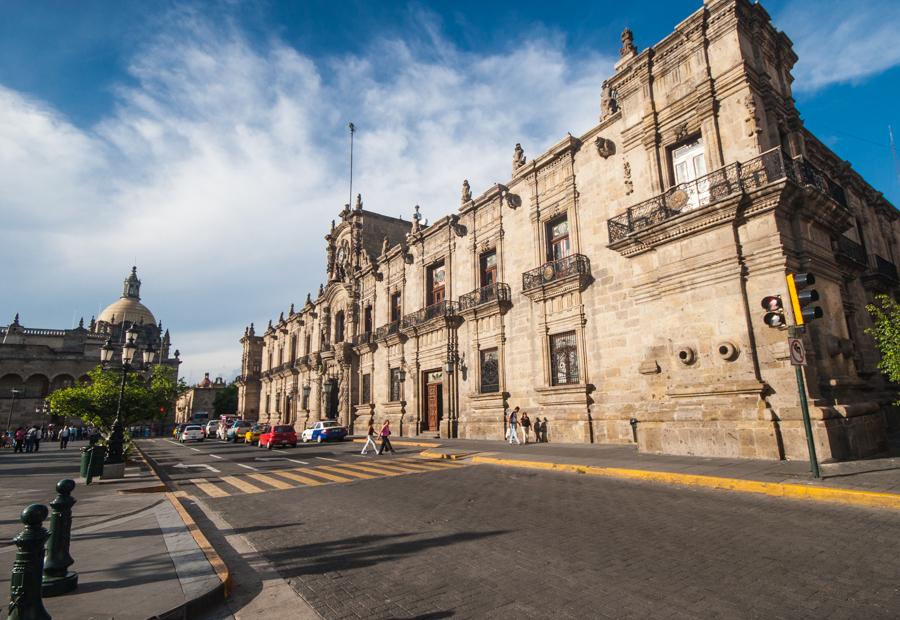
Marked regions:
[141,438,900,620]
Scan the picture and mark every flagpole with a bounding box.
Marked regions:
[348,122,355,209]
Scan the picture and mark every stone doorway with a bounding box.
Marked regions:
[422,369,443,431]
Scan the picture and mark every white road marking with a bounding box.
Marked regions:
[173,463,221,473]
[190,447,201,452]
[255,457,309,465]
[315,456,341,463]
[237,463,259,471]
[210,454,223,460]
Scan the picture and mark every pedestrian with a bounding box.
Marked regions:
[377,419,395,455]
[33,425,42,452]
[520,411,531,444]
[541,418,549,443]
[14,427,25,453]
[534,418,543,443]
[361,418,378,455]
[59,425,70,450]
[508,407,521,445]
[24,426,36,453]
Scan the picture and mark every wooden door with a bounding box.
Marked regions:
[426,383,440,431]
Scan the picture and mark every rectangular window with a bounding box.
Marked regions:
[671,137,707,210]
[304,334,311,355]
[290,336,297,362]
[480,348,499,393]
[390,368,402,401]
[275,392,281,412]
[364,306,373,334]
[362,373,372,404]
[547,217,571,261]
[391,292,402,322]
[427,262,446,305]
[480,251,497,287]
[265,394,271,413]
[549,331,579,386]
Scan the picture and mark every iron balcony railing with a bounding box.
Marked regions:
[458,283,512,311]
[608,148,848,242]
[522,254,590,291]
[374,320,400,341]
[874,254,899,282]
[400,300,461,330]
[293,355,309,368]
[353,332,373,345]
[836,236,867,267]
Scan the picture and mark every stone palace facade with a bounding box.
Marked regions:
[237,0,899,461]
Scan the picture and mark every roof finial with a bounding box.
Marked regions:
[12,313,20,326]
[78,317,84,329]
[355,193,363,211]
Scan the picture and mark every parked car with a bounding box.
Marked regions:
[243,423,269,446]
[226,420,253,442]
[301,420,348,444]
[179,425,205,442]
[258,425,298,449]
[173,423,188,439]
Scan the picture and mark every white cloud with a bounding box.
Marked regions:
[776,0,900,91]
[0,9,613,381]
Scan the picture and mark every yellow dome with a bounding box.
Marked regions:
[98,297,156,326]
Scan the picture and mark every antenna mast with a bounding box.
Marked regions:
[348,122,355,210]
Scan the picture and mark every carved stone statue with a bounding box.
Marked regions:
[620,28,637,58]
[624,161,634,195]
[381,235,390,257]
[355,193,363,211]
[513,143,526,171]
[411,205,422,233]
[744,95,761,138]
[461,179,472,204]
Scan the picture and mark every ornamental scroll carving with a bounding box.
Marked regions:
[595,136,615,159]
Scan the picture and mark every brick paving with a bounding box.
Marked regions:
[206,462,900,619]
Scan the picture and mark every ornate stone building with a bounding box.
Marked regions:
[175,373,228,424]
[1,267,179,429]
[237,0,899,461]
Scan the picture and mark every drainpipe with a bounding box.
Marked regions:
[629,418,639,444]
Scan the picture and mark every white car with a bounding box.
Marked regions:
[301,420,348,443]
[205,421,219,437]
[180,425,205,442]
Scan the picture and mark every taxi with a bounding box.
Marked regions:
[243,423,270,446]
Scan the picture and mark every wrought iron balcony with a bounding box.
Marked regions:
[835,236,867,267]
[374,320,400,341]
[400,300,460,330]
[522,254,590,292]
[608,148,848,242]
[353,332,373,346]
[874,254,898,282]
[459,283,512,312]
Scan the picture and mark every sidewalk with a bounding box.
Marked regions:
[0,444,224,619]
[375,433,900,509]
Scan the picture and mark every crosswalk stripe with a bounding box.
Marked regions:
[317,464,377,479]
[190,478,230,498]
[384,460,444,472]
[396,458,463,469]
[338,462,408,476]
[221,475,265,494]
[352,461,426,474]
[274,470,324,486]
[303,468,355,483]
[248,473,295,490]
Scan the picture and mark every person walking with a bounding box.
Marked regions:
[24,426,36,453]
[33,426,42,452]
[377,419,395,455]
[13,427,25,453]
[520,411,531,444]
[59,425,70,450]
[508,407,521,445]
[361,418,378,455]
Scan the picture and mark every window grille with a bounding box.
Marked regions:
[549,331,579,385]
[480,348,499,393]
[390,368,402,401]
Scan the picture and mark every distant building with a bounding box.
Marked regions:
[175,372,228,424]
[238,0,899,462]
[0,267,179,429]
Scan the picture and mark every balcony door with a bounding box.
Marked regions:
[547,217,571,262]
[671,138,708,211]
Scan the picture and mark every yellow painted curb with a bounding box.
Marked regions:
[471,455,900,511]
[168,491,232,596]
[420,450,472,461]
[352,438,441,448]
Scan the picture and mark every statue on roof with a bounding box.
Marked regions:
[461,179,472,204]
[513,143,526,171]
[355,193,363,211]
[620,28,637,58]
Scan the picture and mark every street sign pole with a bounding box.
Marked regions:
[788,326,820,479]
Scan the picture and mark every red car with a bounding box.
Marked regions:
[258,424,297,450]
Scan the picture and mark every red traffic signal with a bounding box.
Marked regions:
[761,295,786,328]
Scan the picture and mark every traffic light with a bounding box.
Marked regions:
[761,295,786,328]
[786,272,823,325]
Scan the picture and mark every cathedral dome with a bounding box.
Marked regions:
[97,267,156,326]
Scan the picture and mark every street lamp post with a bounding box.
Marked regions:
[6,388,22,434]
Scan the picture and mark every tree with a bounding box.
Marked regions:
[866,294,900,404]
[213,383,238,417]
[47,364,184,432]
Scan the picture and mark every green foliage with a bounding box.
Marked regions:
[213,383,238,416]
[46,364,183,433]
[866,294,900,403]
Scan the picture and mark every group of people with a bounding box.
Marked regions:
[360,418,395,455]
[4,424,91,453]
[506,407,548,445]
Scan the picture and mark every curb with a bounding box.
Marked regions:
[352,438,441,448]
[468,455,900,511]
[420,449,475,461]
[135,442,232,616]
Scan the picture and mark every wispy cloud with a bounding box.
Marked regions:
[0,8,613,381]
[776,0,900,91]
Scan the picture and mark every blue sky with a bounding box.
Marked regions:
[2,0,899,383]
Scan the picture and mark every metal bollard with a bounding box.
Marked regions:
[42,480,78,597]
[7,504,51,620]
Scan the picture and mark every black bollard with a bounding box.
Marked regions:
[42,480,78,597]
[7,504,51,620]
